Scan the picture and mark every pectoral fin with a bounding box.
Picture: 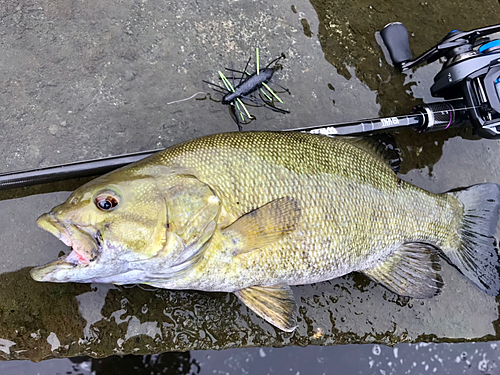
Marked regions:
[362,243,443,298]
[235,284,297,332]
[223,197,301,256]
[169,220,216,270]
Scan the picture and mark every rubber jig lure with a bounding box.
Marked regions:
[204,49,290,130]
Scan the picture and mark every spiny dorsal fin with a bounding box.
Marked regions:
[343,134,401,173]
[235,284,297,332]
[362,242,443,298]
[222,197,301,256]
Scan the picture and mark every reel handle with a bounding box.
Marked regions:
[380,22,412,70]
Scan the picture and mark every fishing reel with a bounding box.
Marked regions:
[381,22,500,139]
[294,22,500,138]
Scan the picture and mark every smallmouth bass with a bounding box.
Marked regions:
[31,132,500,331]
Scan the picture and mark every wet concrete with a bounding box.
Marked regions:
[0,0,378,174]
[1,0,500,365]
[0,253,498,361]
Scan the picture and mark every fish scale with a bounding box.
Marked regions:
[31,131,500,331]
[131,133,450,285]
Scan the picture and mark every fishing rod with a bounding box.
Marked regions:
[0,151,157,191]
[1,22,500,191]
[0,102,474,191]
[289,101,470,136]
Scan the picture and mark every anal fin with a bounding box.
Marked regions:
[362,243,443,298]
[235,284,297,332]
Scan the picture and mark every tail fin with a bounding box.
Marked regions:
[446,183,500,295]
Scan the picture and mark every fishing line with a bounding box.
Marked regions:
[428,103,485,112]
[164,89,481,131]
[166,91,206,105]
[307,103,485,129]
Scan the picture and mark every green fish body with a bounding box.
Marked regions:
[31,132,500,331]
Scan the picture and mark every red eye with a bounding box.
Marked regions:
[95,195,119,211]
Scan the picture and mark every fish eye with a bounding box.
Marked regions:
[94,192,119,211]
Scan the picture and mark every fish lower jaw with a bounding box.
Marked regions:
[30,258,77,282]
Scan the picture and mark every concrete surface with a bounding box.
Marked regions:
[1,0,500,363]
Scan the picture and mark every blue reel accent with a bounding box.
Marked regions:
[479,40,500,54]
[444,29,460,40]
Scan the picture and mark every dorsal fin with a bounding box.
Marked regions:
[343,134,401,173]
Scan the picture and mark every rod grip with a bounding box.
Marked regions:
[412,101,468,133]
[380,22,412,70]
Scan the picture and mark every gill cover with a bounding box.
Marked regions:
[150,174,222,276]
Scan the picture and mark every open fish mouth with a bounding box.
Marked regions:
[31,213,102,281]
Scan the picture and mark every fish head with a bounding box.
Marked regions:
[31,170,175,284]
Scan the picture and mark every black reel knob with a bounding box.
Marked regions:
[380,22,412,69]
